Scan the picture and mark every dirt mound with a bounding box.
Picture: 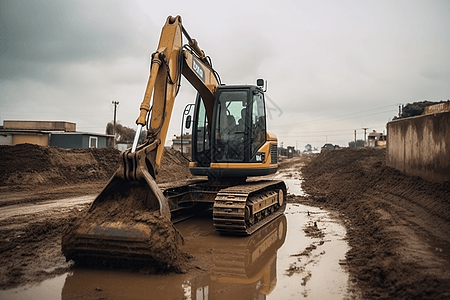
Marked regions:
[301,147,450,299]
[0,144,120,186]
[0,144,191,186]
[158,148,192,183]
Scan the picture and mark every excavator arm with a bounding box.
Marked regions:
[134,15,218,166]
[111,15,220,217]
[61,16,222,267]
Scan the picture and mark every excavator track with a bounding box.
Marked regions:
[213,180,286,235]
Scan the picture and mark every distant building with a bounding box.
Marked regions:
[0,120,114,149]
[172,134,191,157]
[366,130,386,147]
[278,146,299,157]
[287,146,295,158]
[50,132,113,148]
[423,101,450,115]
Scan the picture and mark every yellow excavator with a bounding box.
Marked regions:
[62,15,286,266]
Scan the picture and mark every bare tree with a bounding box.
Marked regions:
[106,122,146,143]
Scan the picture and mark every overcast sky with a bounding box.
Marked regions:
[1,0,449,149]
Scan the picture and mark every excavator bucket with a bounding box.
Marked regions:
[61,143,187,270]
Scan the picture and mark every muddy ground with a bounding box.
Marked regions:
[0,144,193,289]
[299,147,450,299]
[1,144,450,299]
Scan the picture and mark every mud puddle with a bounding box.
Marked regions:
[1,203,352,300]
[272,167,306,196]
[272,204,351,299]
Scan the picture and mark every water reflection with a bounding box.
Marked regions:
[61,215,287,300]
[184,215,287,300]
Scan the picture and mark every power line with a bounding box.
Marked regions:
[270,104,397,128]
[272,122,387,135]
[275,133,352,137]
[273,126,382,135]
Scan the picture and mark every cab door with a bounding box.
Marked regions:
[212,89,249,162]
[192,94,212,167]
[250,90,267,162]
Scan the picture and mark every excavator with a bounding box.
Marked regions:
[62,15,286,266]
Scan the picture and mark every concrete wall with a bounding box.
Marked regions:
[386,111,450,182]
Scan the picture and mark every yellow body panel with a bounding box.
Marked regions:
[190,140,277,171]
[266,131,277,141]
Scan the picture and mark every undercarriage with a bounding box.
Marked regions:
[162,179,286,235]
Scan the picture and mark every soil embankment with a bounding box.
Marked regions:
[300,147,450,299]
[0,143,191,188]
[0,144,191,207]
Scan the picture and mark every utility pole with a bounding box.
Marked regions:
[112,101,119,147]
[354,130,357,145]
[362,127,369,147]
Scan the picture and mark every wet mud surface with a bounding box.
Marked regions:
[1,204,350,300]
[1,145,450,299]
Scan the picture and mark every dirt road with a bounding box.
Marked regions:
[1,145,450,299]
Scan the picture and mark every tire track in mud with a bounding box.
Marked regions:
[363,192,450,279]
[0,196,93,222]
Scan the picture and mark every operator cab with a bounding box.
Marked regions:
[191,80,275,179]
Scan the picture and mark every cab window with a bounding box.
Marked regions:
[214,90,247,162]
[251,92,266,154]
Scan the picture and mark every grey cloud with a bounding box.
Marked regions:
[0,0,449,148]
[0,0,155,81]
